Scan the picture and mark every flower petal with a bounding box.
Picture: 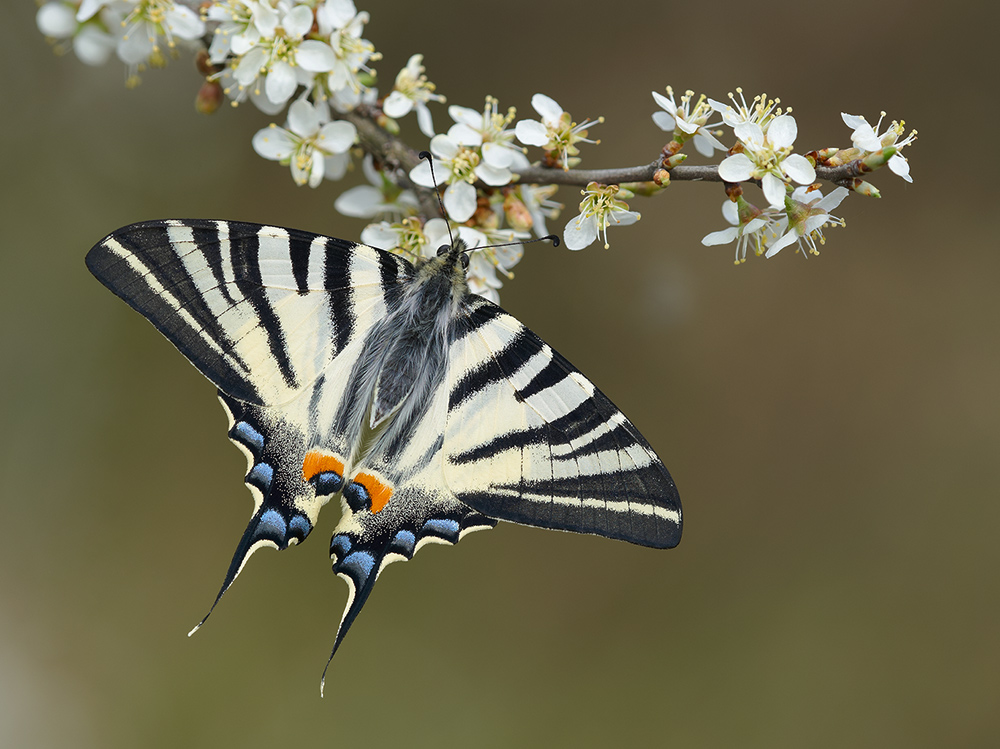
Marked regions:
[265,61,297,106]
[74,25,115,65]
[360,222,397,250]
[734,121,764,148]
[408,160,436,188]
[762,173,787,208]
[287,99,320,137]
[447,123,482,147]
[651,110,676,132]
[165,6,205,40]
[429,133,459,160]
[482,141,515,168]
[234,47,267,86]
[443,182,476,222]
[415,102,436,138]
[693,130,725,156]
[37,3,76,38]
[447,105,481,128]
[323,152,350,181]
[284,5,314,39]
[651,90,677,115]
[889,153,912,182]
[563,214,597,250]
[765,230,797,258]
[316,120,357,154]
[297,40,337,72]
[116,25,155,65]
[781,153,816,185]
[718,154,755,182]
[721,199,739,226]
[335,185,383,218]
[252,126,295,161]
[475,162,512,187]
[701,227,739,246]
[767,115,798,149]
[515,120,548,147]
[530,93,563,124]
[382,90,412,118]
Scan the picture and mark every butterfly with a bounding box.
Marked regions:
[86,218,682,686]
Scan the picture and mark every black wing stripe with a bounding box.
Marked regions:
[325,238,354,355]
[230,227,300,391]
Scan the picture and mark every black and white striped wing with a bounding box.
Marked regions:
[86,219,411,407]
[444,298,682,549]
[86,219,412,621]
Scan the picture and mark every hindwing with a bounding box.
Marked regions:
[444,296,682,548]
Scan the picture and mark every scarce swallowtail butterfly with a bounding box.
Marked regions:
[86,216,682,687]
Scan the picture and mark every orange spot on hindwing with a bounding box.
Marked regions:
[303,450,347,497]
[353,473,393,514]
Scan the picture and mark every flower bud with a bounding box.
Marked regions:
[196,80,224,115]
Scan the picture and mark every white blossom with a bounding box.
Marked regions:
[651,87,726,157]
[230,1,337,110]
[701,197,784,264]
[382,54,444,138]
[564,183,639,250]
[319,5,378,97]
[448,97,521,173]
[842,112,916,183]
[515,93,602,170]
[116,0,206,67]
[252,99,357,187]
[717,113,816,208]
[36,1,116,65]
[765,186,849,258]
[409,133,511,223]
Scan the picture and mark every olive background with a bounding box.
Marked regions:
[2,1,996,746]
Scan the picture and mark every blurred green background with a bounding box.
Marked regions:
[3,0,997,746]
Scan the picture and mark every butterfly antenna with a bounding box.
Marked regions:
[464,234,561,255]
[418,150,456,249]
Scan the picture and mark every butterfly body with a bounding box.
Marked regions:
[86,219,681,675]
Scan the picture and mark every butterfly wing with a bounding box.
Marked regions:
[86,219,414,623]
[443,297,682,548]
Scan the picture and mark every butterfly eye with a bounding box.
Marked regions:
[460,253,470,270]
[436,244,450,257]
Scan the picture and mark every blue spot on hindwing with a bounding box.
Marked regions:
[289,514,312,540]
[257,509,287,540]
[313,471,344,496]
[343,481,370,512]
[247,462,274,492]
[390,529,416,557]
[340,550,375,580]
[232,421,265,453]
[422,517,460,542]
[329,533,352,561]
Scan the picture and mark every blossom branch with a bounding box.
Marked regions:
[511,159,885,189]
[36,0,916,299]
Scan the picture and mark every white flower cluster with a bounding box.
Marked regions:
[37,0,204,70]
[37,3,918,294]
[687,89,915,261]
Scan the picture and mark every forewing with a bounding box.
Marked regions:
[443,298,682,549]
[86,219,411,406]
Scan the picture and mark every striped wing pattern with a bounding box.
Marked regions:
[87,219,682,677]
[445,298,681,548]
